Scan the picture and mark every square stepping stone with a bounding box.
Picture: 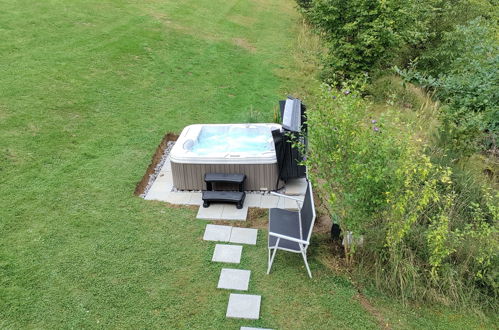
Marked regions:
[196,204,224,220]
[226,293,261,320]
[221,205,248,221]
[212,244,242,264]
[229,227,258,245]
[203,224,232,242]
[217,268,251,291]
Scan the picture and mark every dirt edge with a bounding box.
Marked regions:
[134,132,178,196]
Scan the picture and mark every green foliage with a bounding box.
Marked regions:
[397,17,499,158]
[304,86,400,235]
[305,87,499,309]
[302,0,415,82]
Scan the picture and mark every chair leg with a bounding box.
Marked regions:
[267,238,280,275]
[301,250,312,278]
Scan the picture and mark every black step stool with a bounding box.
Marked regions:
[202,173,246,209]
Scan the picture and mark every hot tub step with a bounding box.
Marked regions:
[205,173,246,192]
[202,191,246,209]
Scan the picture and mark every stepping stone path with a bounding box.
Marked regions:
[227,293,261,320]
[218,268,251,291]
[203,224,232,242]
[230,227,258,245]
[212,244,242,264]
[203,224,269,327]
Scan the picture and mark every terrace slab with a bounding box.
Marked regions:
[196,204,225,220]
[226,293,261,320]
[144,183,172,201]
[154,172,173,183]
[165,192,192,205]
[284,178,308,195]
[221,204,248,221]
[212,244,242,264]
[186,192,203,206]
[259,195,279,208]
[217,268,251,291]
[244,193,262,207]
[229,227,258,245]
[203,224,232,242]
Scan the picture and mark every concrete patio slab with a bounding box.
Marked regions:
[259,195,279,208]
[284,178,308,195]
[244,194,262,207]
[284,197,301,210]
[229,227,258,245]
[196,204,225,220]
[186,192,203,206]
[221,204,248,221]
[212,244,242,264]
[276,196,286,209]
[226,293,261,320]
[203,224,232,242]
[144,190,168,201]
[217,268,251,291]
[154,172,172,183]
[157,168,173,182]
[165,192,192,205]
[144,181,173,201]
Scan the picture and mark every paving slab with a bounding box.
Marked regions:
[165,192,192,205]
[259,195,279,208]
[144,181,173,201]
[154,172,173,183]
[244,194,262,207]
[212,244,242,264]
[203,224,232,242]
[196,204,224,220]
[284,196,301,210]
[284,178,308,195]
[229,227,258,245]
[221,204,248,221]
[186,192,203,206]
[226,293,261,320]
[144,189,169,201]
[217,268,251,291]
[276,196,286,209]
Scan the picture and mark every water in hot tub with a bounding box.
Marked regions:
[191,125,273,155]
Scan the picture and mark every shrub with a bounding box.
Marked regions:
[304,86,499,309]
[397,18,499,158]
[303,0,414,83]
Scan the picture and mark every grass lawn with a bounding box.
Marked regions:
[0,0,497,328]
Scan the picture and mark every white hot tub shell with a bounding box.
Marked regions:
[169,123,284,191]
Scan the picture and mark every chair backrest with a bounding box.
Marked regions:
[300,181,316,243]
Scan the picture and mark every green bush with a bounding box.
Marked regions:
[298,0,497,85]
[397,18,499,158]
[302,0,414,83]
[304,87,499,309]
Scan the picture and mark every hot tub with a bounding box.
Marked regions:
[170,123,283,191]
